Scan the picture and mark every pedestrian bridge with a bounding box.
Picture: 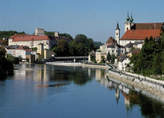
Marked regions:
[47,56,88,62]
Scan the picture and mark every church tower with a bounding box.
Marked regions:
[115,23,120,45]
[124,13,134,32]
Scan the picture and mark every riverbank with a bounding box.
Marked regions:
[46,62,109,69]
[46,61,164,101]
[106,70,164,103]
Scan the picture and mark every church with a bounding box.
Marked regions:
[93,15,163,64]
[116,15,163,47]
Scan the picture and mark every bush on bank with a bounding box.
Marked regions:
[130,31,164,78]
[0,47,14,78]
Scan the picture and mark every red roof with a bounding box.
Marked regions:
[134,23,163,30]
[121,29,161,40]
[106,37,116,46]
[11,34,50,42]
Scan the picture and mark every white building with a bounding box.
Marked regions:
[118,55,130,71]
[8,34,53,49]
[6,46,36,62]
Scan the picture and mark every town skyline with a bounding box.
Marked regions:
[0,0,164,42]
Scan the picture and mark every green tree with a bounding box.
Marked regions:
[90,52,96,63]
[152,54,162,75]
[0,47,13,77]
[100,56,106,63]
[107,53,111,62]
[53,39,69,56]
[111,54,116,64]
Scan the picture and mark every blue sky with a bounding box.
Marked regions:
[0,0,164,42]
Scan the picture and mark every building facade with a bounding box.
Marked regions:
[8,34,52,49]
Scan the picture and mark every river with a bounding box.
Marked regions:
[0,64,164,118]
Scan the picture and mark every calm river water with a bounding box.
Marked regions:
[0,64,164,118]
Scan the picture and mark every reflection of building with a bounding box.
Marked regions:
[95,69,102,80]
[115,89,120,104]
[95,69,105,81]
[36,65,48,82]
[122,92,130,110]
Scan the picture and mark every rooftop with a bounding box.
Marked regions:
[10,34,50,42]
[121,29,161,40]
[121,23,163,40]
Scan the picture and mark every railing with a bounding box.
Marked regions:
[54,56,88,59]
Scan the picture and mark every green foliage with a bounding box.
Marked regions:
[107,53,115,64]
[93,41,103,50]
[53,34,96,56]
[0,31,25,40]
[90,52,96,63]
[107,53,111,62]
[100,56,106,64]
[45,31,55,37]
[111,54,116,64]
[130,33,164,76]
[7,54,20,64]
[0,46,6,57]
[60,33,73,40]
[0,47,14,77]
[53,39,69,56]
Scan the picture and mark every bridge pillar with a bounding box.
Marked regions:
[74,58,76,62]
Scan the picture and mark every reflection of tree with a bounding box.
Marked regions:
[48,66,92,85]
[124,91,164,118]
[69,71,91,85]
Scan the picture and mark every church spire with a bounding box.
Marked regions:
[115,22,120,45]
[130,13,134,23]
[116,23,120,30]
[126,12,130,22]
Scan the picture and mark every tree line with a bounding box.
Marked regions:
[0,47,14,78]
[130,31,164,76]
[0,31,25,46]
[52,34,102,56]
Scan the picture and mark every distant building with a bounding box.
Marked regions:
[8,28,55,59]
[106,37,125,56]
[35,28,45,36]
[95,51,107,63]
[54,32,59,38]
[94,24,125,63]
[6,46,36,63]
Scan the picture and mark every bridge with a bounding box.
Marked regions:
[46,56,88,62]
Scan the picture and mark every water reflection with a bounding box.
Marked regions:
[14,64,93,86]
[1,64,164,118]
[101,75,164,118]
